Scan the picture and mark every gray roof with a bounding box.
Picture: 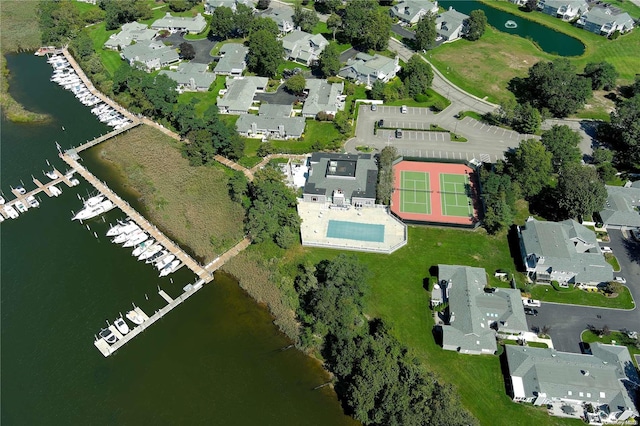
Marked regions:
[205,0,255,11]
[520,218,613,284]
[218,76,268,113]
[506,343,639,413]
[282,31,328,63]
[599,185,640,228]
[436,8,469,39]
[158,62,215,90]
[391,0,437,23]
[338,53,399,84]
[104,21,157,50]
[302,79,344,116]
[542,0,588,10]
[258,103,292,117]
[303,153,378,201]
[121,42,179,69]
[584,8,635,28]
[259,4,295,32]
[438,265,528,354]
[236,114,305,138]
[214,43,248,74]
[151,13,207,33]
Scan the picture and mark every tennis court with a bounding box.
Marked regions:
[399,171,431,215]
[440,173,474,217]
[326,220,385,242]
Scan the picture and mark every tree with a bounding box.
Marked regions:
[249,16,280,36]
[480,168,515,233]
[524,0,538,11]
[247,29,284,77]
[584,61,618,91]
[597,162,617,182]
[415,12,437,51]
[609,94,640,167]
[233,3,255,37]
[512,102,541,135]
[293,3,319,33]
[168,0,190,12]
[540,124,582,172]
[506,139,552,198]
[37,0,82,44]
[326,13,342,41]
[509,59,592,117]
[333,111,351,134]
[466,10,487,41]
[592,147,614,165]
[376,146,398,205]
[100,0,151,31]
[318,43,340,77]
[555,164,607,220]
[210,6,235,39]
[369,80,385,100]
[343,0,390,50]
[402,55,434,99]
[285,74,306,94]
[605,281,623,295]
[178,42,196,60]
[256,0,271,10]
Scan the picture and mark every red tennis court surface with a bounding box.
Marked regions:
[391,160,480,226]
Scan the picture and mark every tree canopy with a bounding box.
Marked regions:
[466,10,487,41]
[555,164,607,220]
[511,102,541,135]
[98,0,152,31]
[293,3,319,33]
[376,146,398,205]
[284,73,306,94]
[210,6,235,39]
[402,55,434,99]
[540,124,582,172]
[326,13,342,40]
[609,94,640,167]
[318,43,341,77]
[247,29,284,77]
[509,59,592,117]
[178,42,195,60]
[480,167,515,234]
[506,139,552,198]
[415,12,437,51]
[249,16,280,37]
[584,61,618,91]
[343,0,391,50]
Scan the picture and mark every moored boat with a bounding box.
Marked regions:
[15,201,27,213]
[45,170,59,180]
[114,316,130,335]
[123,232,148,248]
[132,239,155,257]
[72,200,114,221]
[26,195,39,208]
[138,243,162,261]
[99,328,118,345]
[126,310,144,325]
[159,260,181,277]
[145,249,167,264]
[15,186,26,195]
[49,185,62,196]
[4,205,19,219]
[155,254,176,270]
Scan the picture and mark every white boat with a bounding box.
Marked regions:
[15,186,26,195]
[26,195,39,208]
[159,260,181,277]
[126,310,144,325]
[145,249,167,264]
[72,200,114,221]
[123,232,148,248]
[15,201,27,213]
[69,178,80,186]
[45,170,58,180]
[138,243,162,261]
[112,227,141,244]
[106,221,128,237]
[99,328,118,345]
[155,254,176,270]
[0,196,5,204]
[0,215,4,223]
[114,316,130,335]
[132,239,155,257]
[49,185,62,196]
[4,205,19,219]
[83,194,105,208]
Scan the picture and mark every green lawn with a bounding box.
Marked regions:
[237,138,263,168]
[581,330,640,367]
[177,76,225,116]
[276,60,310,79]
[282,226,580,426]
[605,253,621,271]
[86,23,124,76]
[270,120,343,154]
[529,283,634,309]
[385,88,451,110]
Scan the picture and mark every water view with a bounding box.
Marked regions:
[440,0,586,56]
[1,53,356,425]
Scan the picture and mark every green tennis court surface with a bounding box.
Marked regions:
[440,173,473,217]
[326,220,385,242]
[399,171,431,214]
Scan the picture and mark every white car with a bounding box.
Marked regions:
[401,105,407,113]
[614,276,627,284]
[523,298,541,307]
[601,246,612,253]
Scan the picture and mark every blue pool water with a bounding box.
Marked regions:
[326,220,385,242]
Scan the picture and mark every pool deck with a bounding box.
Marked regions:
[298,201,407,254]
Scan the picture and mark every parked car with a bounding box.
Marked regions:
[601,246,613,253]
[630,228,640,241]
[378,119,384,127]
[401,105,408,113]
[395,128,403,138]
[524,308,538,316]
[523,298,541,307]
[614,276,627,284]
[371,104,377,111]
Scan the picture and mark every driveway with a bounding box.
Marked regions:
[254,84,298,105]
[339,47,359,63]
[525,229,639,353]
[161,33,218,64]
[392,24,415,40]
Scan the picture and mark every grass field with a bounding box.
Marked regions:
[530,283,634,309]
[94,125,245,263]
[85,23,124,76]
[270,120,343,153]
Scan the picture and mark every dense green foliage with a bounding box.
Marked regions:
[608,94,640,168]
[509,59,592,117]
[209,6,235,39]
[555,164,607,220]
[168,0,199,12]
[376,146,398,205]
[318,43,341,77]
[583,61,618,91]
[284,74,306,94]
[37,0,82,45]
[256,0,271,10]
[249,16,280,37]
[466,10,487,41]
[401,55,434,99]
[540,125,582,172]
[505,139,552,199]
[479,166,516,234]
[98,0,152,31]
[178,42,195,60]
[511,102,540,134]
[343,0,390,50]
[293,3,319,33]
[326,13,342,40]
[414,12,437,51]
[246,167,300,247]
[69,30,109,91]
[247,29,284,77]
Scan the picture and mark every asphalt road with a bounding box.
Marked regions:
[526,229,640,353]
[162,33,217,64]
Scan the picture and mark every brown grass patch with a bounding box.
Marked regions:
[96,125,245,263]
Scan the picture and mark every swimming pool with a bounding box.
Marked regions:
[326,220,385,243]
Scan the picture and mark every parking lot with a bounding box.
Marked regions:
[378,128,450,142]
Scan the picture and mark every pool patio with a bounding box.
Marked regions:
[297,201,407,254]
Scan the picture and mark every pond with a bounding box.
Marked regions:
[439,0,586,56]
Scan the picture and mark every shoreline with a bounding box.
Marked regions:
[1,53,51,123]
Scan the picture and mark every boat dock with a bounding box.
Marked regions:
[0,169,78,219]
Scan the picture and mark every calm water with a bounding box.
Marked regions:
[1,54,356,425]
[440,0,586,56]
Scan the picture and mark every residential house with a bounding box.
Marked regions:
[390,0,439,25]
[518,217,613,287]
[151,13,207,34]
[338,53,401,86]
[120,42,180,72]
[217,76,268,114]
[578,8,635,36]
[436,8,469,42]
[104,22,157,50]
[236,104,305,139]
[597,183,640,229]
[159,62,216,92]
[302,153,378,207]
[506,344,639,423]
[214,43,248,76]
[259,4,295,34]
[282,31,329,66]
[204,0,256,14]
[540,0,589,20]
[301,79,345,118]
[435,265,529,355]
